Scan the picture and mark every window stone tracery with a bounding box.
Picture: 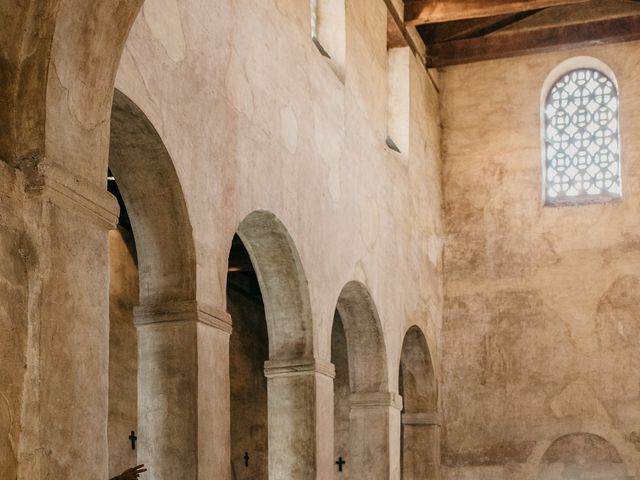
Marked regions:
[544,67,620,204]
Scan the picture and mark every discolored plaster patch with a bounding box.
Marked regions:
[279,105,298,154]
[550,380,610,424]
[143,0,187,63]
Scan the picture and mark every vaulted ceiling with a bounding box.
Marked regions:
[402,0,640,67]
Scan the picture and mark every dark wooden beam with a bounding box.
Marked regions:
[422,13,529,44]
[388,10,409,48]
[384,0,425,62]
[405,0,588,26]
[427,14,640,67]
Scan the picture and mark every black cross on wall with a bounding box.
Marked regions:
[129,431,137,450]
[335,456,346,472]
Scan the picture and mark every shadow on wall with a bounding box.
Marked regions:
[538,433,630,480]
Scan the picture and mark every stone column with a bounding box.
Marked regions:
[264,357,335,480]
[401,412,441,480]
[348,392,403,480]
[18,162,119,479]
[134,301,232,480]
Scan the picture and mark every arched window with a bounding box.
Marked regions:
[543,61,620,204]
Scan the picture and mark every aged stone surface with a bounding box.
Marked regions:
[228,289,269,479]
[441,41,640,479]
[108,228,139,477]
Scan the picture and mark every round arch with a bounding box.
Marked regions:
[109,88,196,305]
[536,432,633,480]
[400,325,437,414]
[399,325,440,480]
[334,280,389,393]
[235,210,313,360]
[330,281,395,480]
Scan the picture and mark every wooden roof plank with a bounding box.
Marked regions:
[405,0,589,26]
[427,13,640,67]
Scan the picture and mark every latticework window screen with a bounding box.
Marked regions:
[544,68,620,204]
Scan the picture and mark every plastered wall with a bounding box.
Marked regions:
[2,0,444,476]
[115,0,443,396]
[441,41,640,479]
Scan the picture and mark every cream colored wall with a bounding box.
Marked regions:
[115,0,443,394]
[441,41,640,480]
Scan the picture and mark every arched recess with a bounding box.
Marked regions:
[331,281,397,480]
[231,210,319,479]
[236,210,313,359]
[537,433,631,480]
[399,326,440,480]
[109,89,196,305]
[108,89,197,478]
[335,281,389,393]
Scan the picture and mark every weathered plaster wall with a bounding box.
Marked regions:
[441,41,640,480]
[0,163,27,480]
[115,0,442,418]
[108,228,139,477]
[2,0,443,477]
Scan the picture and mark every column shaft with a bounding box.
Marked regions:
[402,412,442,480]
[18,162,119,479]
[135,301,232,480]
[264,358,335,479]
[349,392,403,480]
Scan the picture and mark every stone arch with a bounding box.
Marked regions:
[236,210,313,359]
[331,281,398,480]
[335,281,389,393]
[232,210,321,478]
[399,325,440,480]
[108,89,197,479]
[400,326,437,414]
[537,432,632,480]
[109,89,196,305]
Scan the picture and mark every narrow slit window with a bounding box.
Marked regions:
[544,67,621,204]
[310,0,346,78]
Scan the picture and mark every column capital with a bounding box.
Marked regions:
[25,160,119,229]
[402,412,442,426]
[134,300,232,334]
[350,391,403,411]
[264,357,335,379]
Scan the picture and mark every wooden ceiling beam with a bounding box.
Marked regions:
[405,0,589,26]
[427,13,640,67]
[423,14,515,43]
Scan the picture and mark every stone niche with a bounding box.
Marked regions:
[538,433,629,480]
